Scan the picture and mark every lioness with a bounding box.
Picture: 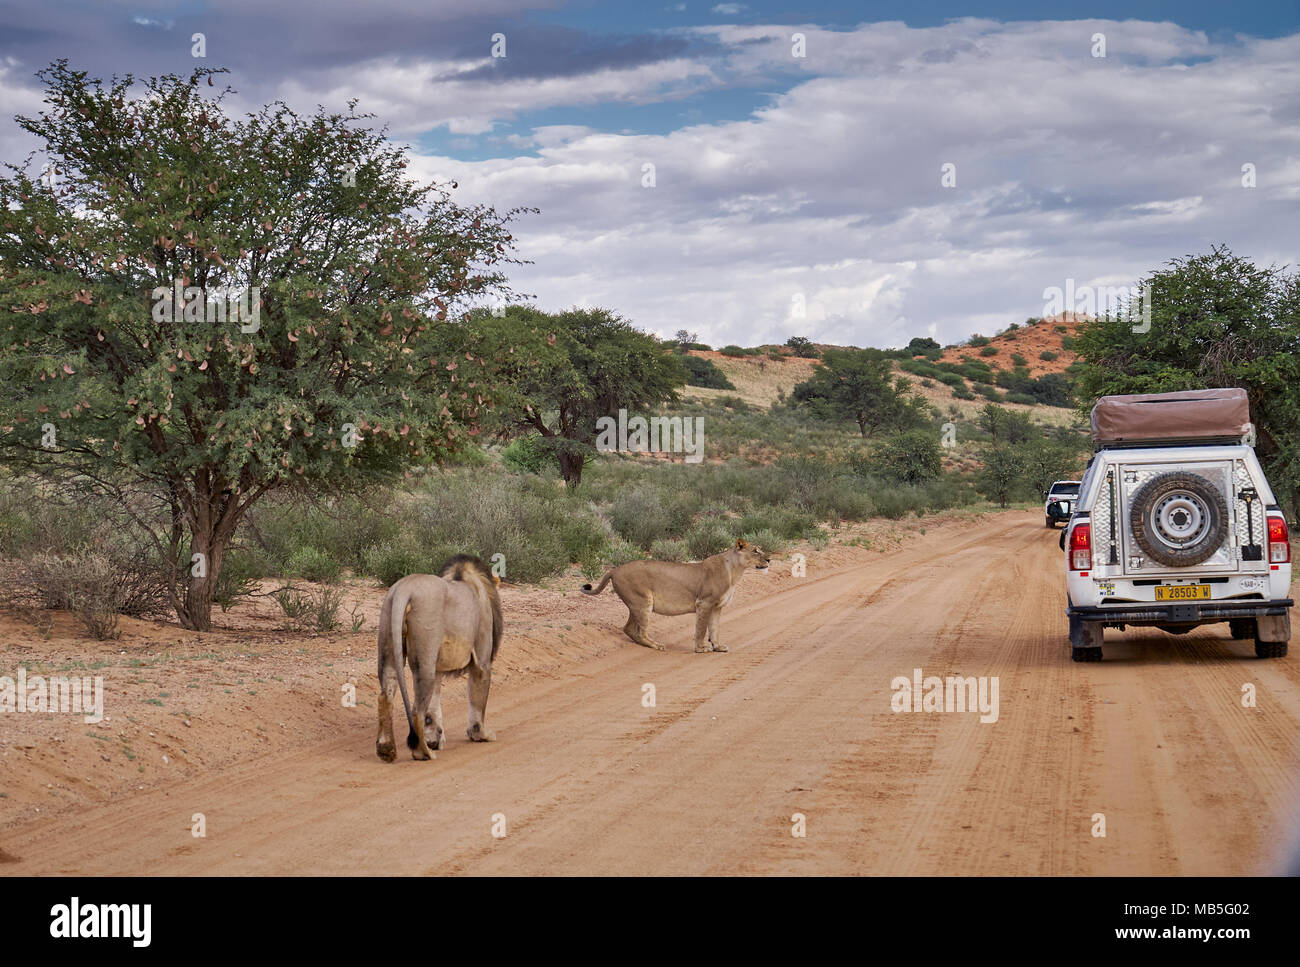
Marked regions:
[375,555,503,762]
[581,538,770,653]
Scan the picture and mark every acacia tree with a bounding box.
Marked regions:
[1072,246,1300,519]
[469,305,686,487]
[0,62,525,629]
[791,347,929,437]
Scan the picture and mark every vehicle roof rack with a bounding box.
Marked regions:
[1090,388,1251,447]
[1094,436,1245,451]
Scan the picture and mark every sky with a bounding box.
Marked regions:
[1,0,1298,348]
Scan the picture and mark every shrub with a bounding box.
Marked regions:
[719,345,750,357]
[681,354,735,389]
[952,386,976,400]
[1039,350,1058,361]
[609,484,698,549]
[686,520,733,559]
[285,545,342,584]
[361,541,440,587]
[603,536,646,568]
[875,430,943,483]
[649,538,688,561]
[968,335,991,347]
[785,336,820,358]
[313,587,345,632]
[741,527,785,553]
[979,345,999,356]
[23,550,127,639]
[501,434,552,474]
[1010,353,1028,367]
[213,548,263,611]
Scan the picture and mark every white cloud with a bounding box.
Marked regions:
[408,20,1300,347]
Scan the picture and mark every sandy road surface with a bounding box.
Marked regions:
[4,513,1299,875]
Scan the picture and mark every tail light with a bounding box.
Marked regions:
[1268,515,1291,565]
[1069,522,1092,571]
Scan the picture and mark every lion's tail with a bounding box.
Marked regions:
[386,583,419,749]
[580,570,613,595]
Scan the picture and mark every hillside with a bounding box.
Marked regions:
[679,348,821,408]
[934,313,1088,378]
[680,320,1089,430]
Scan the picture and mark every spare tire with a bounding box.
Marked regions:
[1129,471,1229,567]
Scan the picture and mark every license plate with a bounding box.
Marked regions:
[1154,584,1212,601]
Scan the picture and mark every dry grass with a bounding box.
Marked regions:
[681,350,821,408]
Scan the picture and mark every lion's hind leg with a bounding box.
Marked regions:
[424,673,446,751]
[615,586,664,651]
[466,662,496,742]
[407,664,437,761]
[376,658,400,762]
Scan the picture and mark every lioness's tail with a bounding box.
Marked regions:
[581,571,613,595]
[384,582,419,749]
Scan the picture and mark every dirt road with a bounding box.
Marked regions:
[5,512,1299,875]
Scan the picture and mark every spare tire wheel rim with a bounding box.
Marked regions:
[1152,492,1206,548]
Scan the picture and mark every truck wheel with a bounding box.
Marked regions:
[1255,640,1288,659]
[1229,618,1256,640]
[1128,471,1229,567]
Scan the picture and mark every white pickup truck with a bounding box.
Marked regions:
[1044,480,1081,528]
[1062,388,1292,662]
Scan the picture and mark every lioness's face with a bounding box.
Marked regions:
[734,539,770,570]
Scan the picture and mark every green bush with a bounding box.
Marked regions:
[875,430,943,483]
[609,484,701,549]
[979,345,999,356]
[719,345,751,357]
[649,538,688,561]
[1010,353,1028,367]
[741,527,785,553]
[785,336,820,358]
[686,520,733,559]
[501,434,552,474]
[681,354,735,389]
[214,546,266,611]
[361,541,442,587]
[969,335,991,347]
[1039,350,1058,361]
[285,545,342,584]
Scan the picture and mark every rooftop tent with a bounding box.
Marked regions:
[1090,388,1251,446]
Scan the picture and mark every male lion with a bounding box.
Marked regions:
[581,538,769,653]
[375,555,503,763]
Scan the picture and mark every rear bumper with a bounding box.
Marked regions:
[1067,598,1293,626]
